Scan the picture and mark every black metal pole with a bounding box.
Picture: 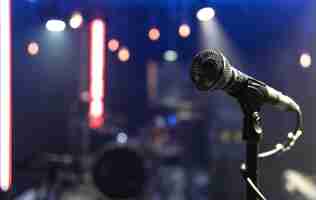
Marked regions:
[242,110,262,200]
[246,142,259,200]
[230,80,265,200]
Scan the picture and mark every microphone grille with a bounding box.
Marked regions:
[191,48,225,91]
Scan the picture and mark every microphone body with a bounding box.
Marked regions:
[191,49,300,112]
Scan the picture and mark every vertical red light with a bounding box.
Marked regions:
[147,60,158,102]
[0,0,12,191]
[89,19,106,129]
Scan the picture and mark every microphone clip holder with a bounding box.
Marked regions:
[236,81,267,200]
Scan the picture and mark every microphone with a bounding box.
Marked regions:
[191,49,300,112]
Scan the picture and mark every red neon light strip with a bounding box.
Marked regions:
[0,0,12,191]
[88,19,106,129]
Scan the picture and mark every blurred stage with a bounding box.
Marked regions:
[1,0,315,199]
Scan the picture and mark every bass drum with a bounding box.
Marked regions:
[15,133,148,200]
[60,132,148,200]
[91,139,148,200]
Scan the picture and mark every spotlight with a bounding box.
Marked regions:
[163,50,178,62]
[69,12,83,29]
[300,53,312,68]
[118,47,130,62]
[46,19,66,32]
[27,42,39,56]
[196,7,216,22]
[178,24,191,38]
[108,39,120,52]
[148,28,160,41]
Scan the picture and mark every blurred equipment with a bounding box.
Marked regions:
[15,153,105,200]
[140,108,210,200]
[15,132,148,200]
[283,169,316,200]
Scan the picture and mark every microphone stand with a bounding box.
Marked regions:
[234,81,267,200]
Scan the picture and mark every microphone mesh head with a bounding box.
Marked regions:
[191,49,225,91]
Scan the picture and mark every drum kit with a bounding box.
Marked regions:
[15,99,206,200]
[16,133,148,200]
